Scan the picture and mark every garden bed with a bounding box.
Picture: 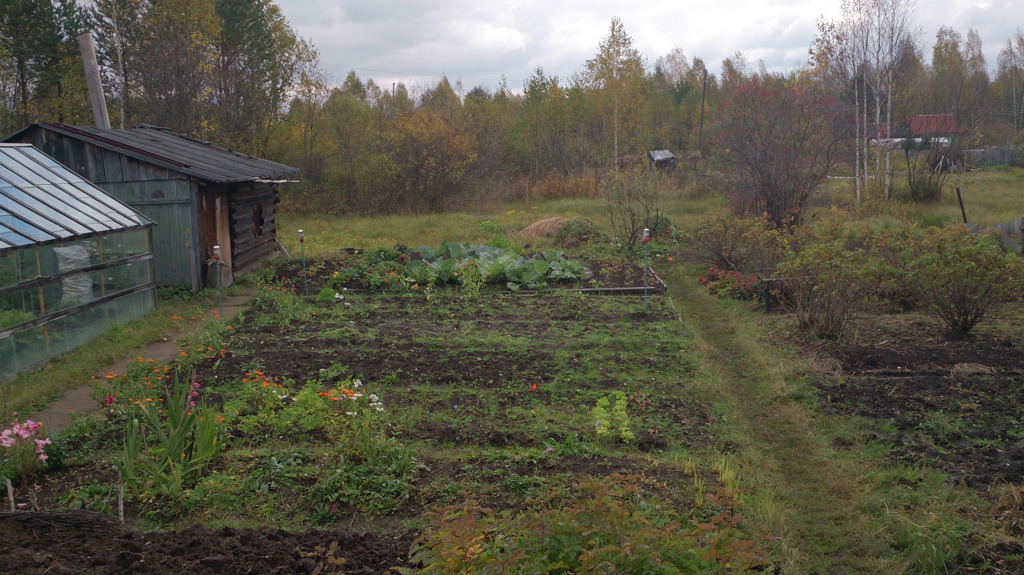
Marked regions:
[805,315,1024,489]
[2,256,763,574]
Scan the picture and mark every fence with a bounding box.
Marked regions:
[989,216,1024,253]
[966,146,1015,166]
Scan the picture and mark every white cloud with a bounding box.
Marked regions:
[273,0,1022,92]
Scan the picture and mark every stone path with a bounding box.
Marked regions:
[32,292,253,432]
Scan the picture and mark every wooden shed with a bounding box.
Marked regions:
[4,122,298,292]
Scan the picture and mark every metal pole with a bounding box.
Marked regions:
[78,33,110,129]
[213,245,222,317]
[642,228,650,315]
[298,230,308,297]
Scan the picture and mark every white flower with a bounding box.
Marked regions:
[369,394,378,402]
[375,407,384,412]
[352,379,362,388]
[346,411,357,416]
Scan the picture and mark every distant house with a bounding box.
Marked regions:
[4,122,299,291]
[906,114,962,138]
[1,143,155,381]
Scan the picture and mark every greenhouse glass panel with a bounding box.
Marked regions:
[0,251,19,289]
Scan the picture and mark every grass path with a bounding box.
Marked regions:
[666,267,908,574]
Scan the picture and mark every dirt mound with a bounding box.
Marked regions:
[516,217,568,240]
[0,513,414,574]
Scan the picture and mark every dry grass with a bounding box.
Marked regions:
[950,362,998,378]
[516,217,569,241]
[987,482,1024,536]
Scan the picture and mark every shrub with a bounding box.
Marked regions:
[838,221,922,312]
[777,237,868,340]
[688,212,790,275]
[909,225,1023,338]
[600,168,671,246]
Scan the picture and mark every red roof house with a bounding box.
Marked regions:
[905,114,962,137]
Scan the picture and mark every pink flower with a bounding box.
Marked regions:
[189,401,197,408]
[104,394,115,406]
[191,391,199,398]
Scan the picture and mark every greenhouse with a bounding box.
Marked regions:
[0,144,156,382]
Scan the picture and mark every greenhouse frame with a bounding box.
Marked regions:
[1,144,156,382]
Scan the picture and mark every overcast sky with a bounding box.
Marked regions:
[273,0,1022,95]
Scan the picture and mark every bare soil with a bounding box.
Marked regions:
[0,513,413,574]
[807,319,1024,489]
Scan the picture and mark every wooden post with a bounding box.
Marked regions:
[955,187,967,225]
[78,32,111,129]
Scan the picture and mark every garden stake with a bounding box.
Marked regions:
[642,228,650,315]
[298,229,309,297]
[213,245,222,317]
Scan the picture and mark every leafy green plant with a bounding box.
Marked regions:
[456,259,485,299]
[117,373,221,501]
[296,540,347,574]
[428,257,458,284]
[592,391,634,442]
[403,259,434,286]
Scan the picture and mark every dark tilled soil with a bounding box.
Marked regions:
[809,329,1024,488]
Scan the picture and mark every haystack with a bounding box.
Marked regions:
[517,217,569,241]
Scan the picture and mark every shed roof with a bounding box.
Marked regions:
[647,150,676,162]
[0,144,153,251]
[5,122,299,184]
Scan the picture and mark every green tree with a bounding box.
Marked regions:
[133,0,221,136]
[379,109,476,213]
[583,16,646,168]
[212,0,307,154]
[0,0,89,131]
[89,0,148,129]
[994,28,1024,133]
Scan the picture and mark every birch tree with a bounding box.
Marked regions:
[584,17,645,169]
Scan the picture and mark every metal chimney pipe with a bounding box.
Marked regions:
[78,32,111,129]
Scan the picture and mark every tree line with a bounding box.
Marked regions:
[0,0,311,155]
[2,1,1023,216]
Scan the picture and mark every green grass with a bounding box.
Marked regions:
[3,288,232,417]
[276,186,722,257]
[665,265,991,573]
